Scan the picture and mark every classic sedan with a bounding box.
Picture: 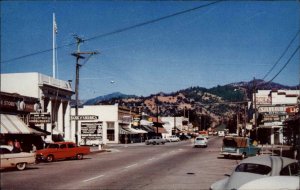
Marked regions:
[0,145,36,171]
[210,155,299,190]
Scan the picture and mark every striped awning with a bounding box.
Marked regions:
[0,114,46,135]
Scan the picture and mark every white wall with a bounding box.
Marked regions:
[1,73,40,98]
[70,105,119,144]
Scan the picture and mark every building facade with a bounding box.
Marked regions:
[254,90,299,145]
[1,73,73,142]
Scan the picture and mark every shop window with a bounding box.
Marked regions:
[107,122,115,141]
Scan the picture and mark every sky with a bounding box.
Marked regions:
[1,1,299,100]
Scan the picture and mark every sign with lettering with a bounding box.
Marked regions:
[71,115,98,120]
[286,106,299,115]
[29,113,51,123]
[258,106,286,113]
[80,122,103,145]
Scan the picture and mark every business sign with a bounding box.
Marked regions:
[286,106,299,115]
[29,113,51,124]
[80,122,103,146]
[71,115,98,120]
[258,106,286,114]
[256,96,271,105]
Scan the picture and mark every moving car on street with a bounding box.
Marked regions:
[36,142,90,162]
[0,145,36,171]
[220,136,260,159]
[165,135,180,142]
[194,136,208,148]
[145,136,166,145]
[210,155,299,190]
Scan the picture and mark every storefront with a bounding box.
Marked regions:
[0,92,49,151]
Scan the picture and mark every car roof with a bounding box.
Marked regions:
[239,155,297,172]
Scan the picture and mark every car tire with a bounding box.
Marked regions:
[152,142,156,145]
[76,153,83,160]
[46,155,54,162]
[162,142,165,145]
[16,163,26,171]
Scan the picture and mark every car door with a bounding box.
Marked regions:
[0,148,12,168]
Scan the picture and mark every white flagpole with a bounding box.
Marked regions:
[53,13,56,79]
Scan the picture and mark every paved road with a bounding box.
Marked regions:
[1,137,240,190]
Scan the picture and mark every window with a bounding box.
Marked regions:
[0,148,11,154]
[60,144,67,149]
[280,163,300,176]
[48,144,59,149]
[68,144,75,148]
[107,122,115,141]
[235,163,271,175]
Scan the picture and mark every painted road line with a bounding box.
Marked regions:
[125,163,138,169]
[83,175,104,182]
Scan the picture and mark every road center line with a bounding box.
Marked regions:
[83,175,104,182]
[125,163,137,168]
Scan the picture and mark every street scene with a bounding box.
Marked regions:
[1,1,300,190]
[0,138,245,190]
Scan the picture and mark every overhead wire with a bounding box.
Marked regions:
[1,1,222,64]
[262,30,300,81]
[266,45,300,84]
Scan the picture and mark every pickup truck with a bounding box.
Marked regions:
[36,142,90,162]
[145,136,166,145]
[220,136,260,159]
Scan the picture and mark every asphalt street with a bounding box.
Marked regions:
[1,137,240,190]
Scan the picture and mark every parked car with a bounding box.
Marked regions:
[179,134,191,140]
[165,135,180,142]
[220,136,260,159]
[218,131,225,137]
[238,176,299,190]
[194,137,208,148]
[0,145,36,171]
[145,136,166,145]
[36,142,90,162]
[210,155,299,190]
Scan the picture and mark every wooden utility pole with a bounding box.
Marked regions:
[72,36,98,145]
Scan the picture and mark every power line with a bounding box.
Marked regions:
[266,45,300,84]
[1,1,222,64]
[262,30,300,80]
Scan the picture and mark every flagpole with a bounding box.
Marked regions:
[53,13,56,79]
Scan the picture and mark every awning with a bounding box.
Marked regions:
[0,114,47,135]
[151,126,168,134]
[119,127,138,134]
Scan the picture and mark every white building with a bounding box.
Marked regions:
[254,89,299,144]
[1,72,73,142]
[70,105,119,145]
[161,116,188,138]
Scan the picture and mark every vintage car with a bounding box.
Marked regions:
[194,136,208,148]
[165,135,180,142]
[210,155,299,190]
[145,136,166,145]
[0,145,36,171]
[36,142,90,162]
[220,136,260,159]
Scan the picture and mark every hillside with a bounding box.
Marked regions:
[84,80,297,129]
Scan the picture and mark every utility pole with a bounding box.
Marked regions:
[72,36,98,145]
[253,77,258,140]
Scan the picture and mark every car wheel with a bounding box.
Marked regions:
[46,155,54,162]
[76,153,83,160]
[152,142,156,145]
[162,142,165,145]
[16,163,26,171]
[256,151,261,156]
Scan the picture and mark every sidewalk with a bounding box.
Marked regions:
[258,144,295,158]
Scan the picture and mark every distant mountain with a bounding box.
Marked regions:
[83,80,298,129]
[84,92,137,105]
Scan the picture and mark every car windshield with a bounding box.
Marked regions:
[235,163,271,175]
[196,138,204,140]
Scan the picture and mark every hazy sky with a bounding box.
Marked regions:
[1,1,299,99]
